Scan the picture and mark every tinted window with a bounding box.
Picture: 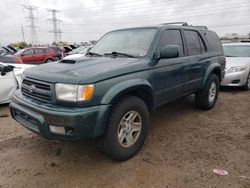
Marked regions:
[158,30,184,56]
[204,31,223,52]
[184,30,206,56]
[22,50,33,55]
[35,49,45,54]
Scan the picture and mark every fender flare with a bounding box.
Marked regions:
[202,63,222,88]
[101,79,154,106]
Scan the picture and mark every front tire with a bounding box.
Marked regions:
[195,74,219,110]
[98,95,149,161]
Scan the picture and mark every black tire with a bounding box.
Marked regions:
[242,73,250,91]
[195,74,219,110]
[45,58,53,63]
[98,95,149,161]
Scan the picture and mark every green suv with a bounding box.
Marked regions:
[10,22,225,160]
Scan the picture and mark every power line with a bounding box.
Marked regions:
[21,4,39,46]
[47,9,62,43]
[21,25,26,42]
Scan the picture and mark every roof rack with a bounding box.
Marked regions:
[161,22,188,26]
[161,22,208,29]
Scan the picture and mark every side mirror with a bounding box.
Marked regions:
[21,54,25,57]
[159,45,179,59]
[1,65,13,76]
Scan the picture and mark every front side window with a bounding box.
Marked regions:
[184,30,206,56]
[223,45,250,57]
[22,50,34,56]
[158,29,184,56]
[90,28,157,57]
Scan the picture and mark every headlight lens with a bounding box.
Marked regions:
[227,65,247,73]
[55,83,94,102]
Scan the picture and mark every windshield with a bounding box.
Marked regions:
[14,49,25,55]
[89,28,157,57]
[223,45,250,57]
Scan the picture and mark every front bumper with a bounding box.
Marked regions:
[10,90,110,140]
[221,70,248,87]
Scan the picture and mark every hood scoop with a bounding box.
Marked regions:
[60,59,77,64]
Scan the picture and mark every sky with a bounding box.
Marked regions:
[0,0,250,45]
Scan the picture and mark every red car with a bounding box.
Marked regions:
[0,47,57,64]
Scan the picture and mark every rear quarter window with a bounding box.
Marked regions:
[204,31,223,53]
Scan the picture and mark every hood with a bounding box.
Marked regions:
[24,56,150,84]
[225,57,250,69]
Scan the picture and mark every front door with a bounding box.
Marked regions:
[152,29,189,106]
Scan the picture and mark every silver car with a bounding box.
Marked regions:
[0,62,18,104]
[221,43,250,90]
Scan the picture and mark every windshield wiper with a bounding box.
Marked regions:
[104,51,137,58]
[87,51,102,57]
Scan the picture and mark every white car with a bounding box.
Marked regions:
[9,63,35,86]
[221,43,250,90]
[63,46,90,60]
[0,63,18,104]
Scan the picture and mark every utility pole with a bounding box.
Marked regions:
[47,9,62,44]
[21,5,38,46]
[21,25,26,43]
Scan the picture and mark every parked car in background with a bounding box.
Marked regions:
[63,46,90,60]
[221,43,250,90]
[0,47,57,64]
[0,62,18,104]
[10,23,225,161]
[50,46,64,60]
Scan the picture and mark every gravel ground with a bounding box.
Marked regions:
[0,88,250,188]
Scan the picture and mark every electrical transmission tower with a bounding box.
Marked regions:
[47,9,62,44]
[21,5,38,46]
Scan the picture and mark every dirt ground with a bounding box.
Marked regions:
[0,88,250,188]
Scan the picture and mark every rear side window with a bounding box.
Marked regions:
[184,30,206,56]
[204,31,223,53]
[158,30,184,56]
[35,49,46,54]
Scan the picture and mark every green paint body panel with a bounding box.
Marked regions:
[9,25,226,140]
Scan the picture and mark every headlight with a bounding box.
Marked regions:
[55,83,94,102]
[227,65,247,73]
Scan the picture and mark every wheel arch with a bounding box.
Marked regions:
[202,64,222,88]
[101,79,154,112]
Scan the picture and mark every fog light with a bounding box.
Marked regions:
[49,125,66,135]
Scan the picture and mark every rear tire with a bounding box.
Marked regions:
[242,73,250,91]
[98,95,149,161]
[45,58,53,63]
[195,74,219,110]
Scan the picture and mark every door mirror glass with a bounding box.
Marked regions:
[159,45,179,59]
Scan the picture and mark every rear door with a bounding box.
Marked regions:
[33,48,46,64]
[152,29,189,106]
[182,30,209,92]
[20,49,35,64]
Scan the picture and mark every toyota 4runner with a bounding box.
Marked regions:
[10,22,225,160]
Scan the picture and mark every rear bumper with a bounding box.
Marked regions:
[10,91,110,140]
[221,70,248,87]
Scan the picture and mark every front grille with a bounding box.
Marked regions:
[21,78,53,103]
